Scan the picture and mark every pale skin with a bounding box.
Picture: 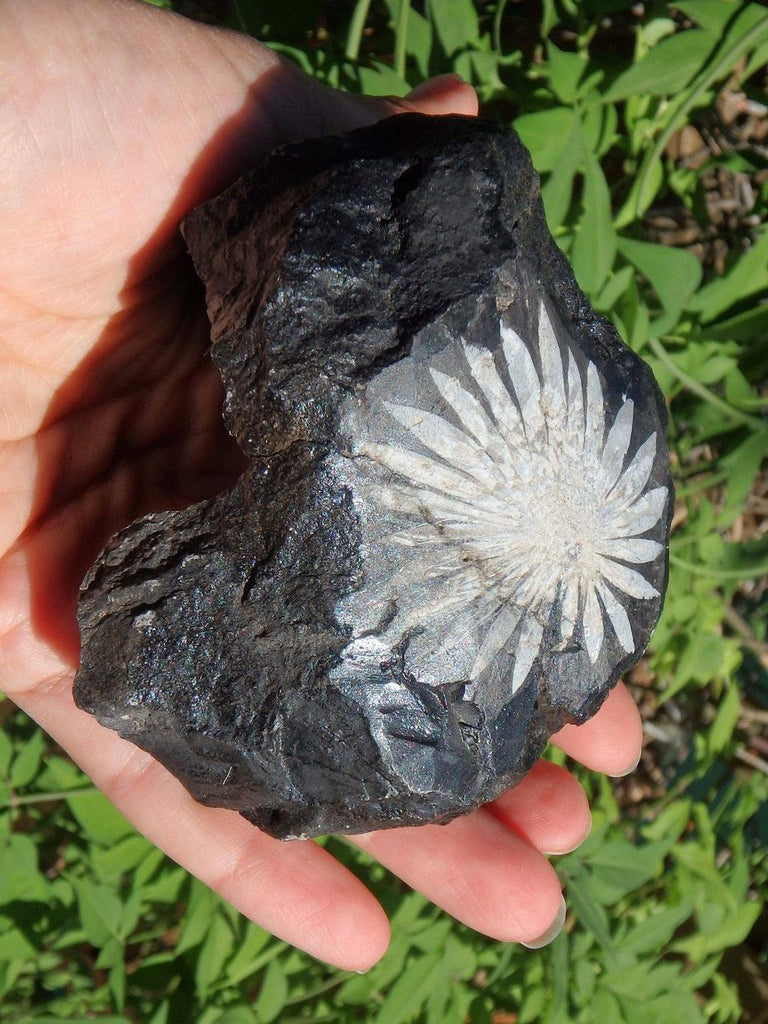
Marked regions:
[0,0,643,970]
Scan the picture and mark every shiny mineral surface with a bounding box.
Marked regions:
[74,115,672,839]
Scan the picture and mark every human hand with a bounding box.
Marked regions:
[0,0,642,969]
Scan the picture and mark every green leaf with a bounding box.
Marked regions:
[594,265,634,313]
[589,991,622,1022]
[708,683,741,753]
[571,153,616,297]
[139,864,186,905]
[674,0,739,36]
[675,900,762,959]
[566,869,616,959]
[718,431,768,527]
[109,959,126,1011]
[689,231,768,322]
[587,839,671,903]
[604,29,714,101]
[617,236,702,332]
[547,42,584,104]
[541,120,583,232]
[619,901,694,954]
[380,1,434,78]
[253,958,288,1024]
[355,61,409,97]
[73,881,123,946]
[337,971,375,1005]
[0,732,13,780]
[36,753,86,792]
[666,632,730,698]
[514,108,578,173]
[642,800,691,843]
[677,0,768,60]
[426,973,449,1024]
[195,910,235,999]
[67,790,134,846]
[214,1009,257,1024]
[376,953,443,1024]
[0,923,35,962]
[223,923,273,986]
[147,1002,169,1024]
[605,961,686,1000]
[96,935,125,969]
[0,835,49,904]
[411,918,451,953]
[9,729,45,789]
[91,834,154,885]
[31,1018,132,1024]
[581,101,618,159]
[176,880,216,955]
[404,7,432,78]
[429,0,479,57]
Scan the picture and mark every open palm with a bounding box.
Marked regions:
[0,0,643,968]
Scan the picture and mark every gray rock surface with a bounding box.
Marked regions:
[74,114,672,839]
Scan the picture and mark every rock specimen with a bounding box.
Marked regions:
[74,114,672,839]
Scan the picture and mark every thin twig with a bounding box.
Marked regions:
[739,706,768,726]
[723,605,768,668]
[734,747,768,775]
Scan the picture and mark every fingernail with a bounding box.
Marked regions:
[407,74,465,101]
[610,749,642,779]
[520,895,567,950]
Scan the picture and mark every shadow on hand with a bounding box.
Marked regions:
[21,62,332,669]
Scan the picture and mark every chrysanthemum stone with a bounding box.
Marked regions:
[74,114,672,839]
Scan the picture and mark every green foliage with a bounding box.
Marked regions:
[4,1,767,1021]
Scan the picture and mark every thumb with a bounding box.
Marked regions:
[398,74,479,115]
[306,73,479,137]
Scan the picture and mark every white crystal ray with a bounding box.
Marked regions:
[462,341,525,449]
[350,300,668,694]
[501,324,545,441]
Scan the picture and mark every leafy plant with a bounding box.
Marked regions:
[3,1,767,1021]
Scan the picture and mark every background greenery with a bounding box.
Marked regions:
[2,1,767,1021]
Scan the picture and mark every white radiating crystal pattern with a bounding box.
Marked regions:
[350,302,668,694]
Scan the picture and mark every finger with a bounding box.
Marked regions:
[487,760,591,856]
[13,679,390,972]
[218,34,479,156]
[351,807,564,946]
[311,73,479,133]
[551,681,643,777]
[393,74,479,116]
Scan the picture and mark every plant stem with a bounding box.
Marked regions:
[676,472,728,498]
[669,553,768,582]
[346,0,373,61]
[2,785,98,809]
[284,977,345,1007]
[648,335,766,432]
[493,0,510,56]
[394,0,410,79]
[632,15,768,218]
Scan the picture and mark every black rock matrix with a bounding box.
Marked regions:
[74,115,672,839]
